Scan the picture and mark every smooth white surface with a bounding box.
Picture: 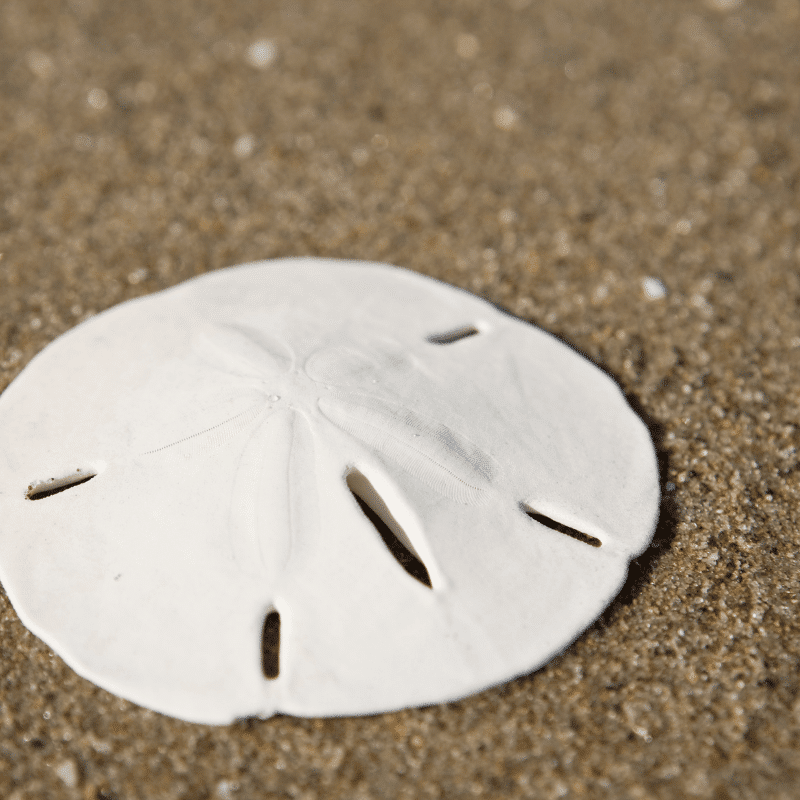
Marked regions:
[0,259,660,724]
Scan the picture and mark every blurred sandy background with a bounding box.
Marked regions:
[1,0,800,798]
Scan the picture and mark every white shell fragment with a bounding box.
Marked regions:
[0,259,660,724]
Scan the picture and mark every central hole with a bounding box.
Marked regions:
[346,469,433,588]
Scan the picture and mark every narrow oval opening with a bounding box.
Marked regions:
[346,469,433,588]
[261,610,281,680]
[26,470,97,501]
[521,503,602,548]
[426,325,480,345]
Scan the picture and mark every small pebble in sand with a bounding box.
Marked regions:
[642,276,668,300]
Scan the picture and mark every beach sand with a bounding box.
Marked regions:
[1,0,799,797]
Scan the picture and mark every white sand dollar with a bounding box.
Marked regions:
[0,258,660,724]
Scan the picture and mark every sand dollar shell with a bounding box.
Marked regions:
[0,258,660,724]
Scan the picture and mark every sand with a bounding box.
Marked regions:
[1,0,799,797]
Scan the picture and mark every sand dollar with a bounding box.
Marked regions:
[0,258,660,724]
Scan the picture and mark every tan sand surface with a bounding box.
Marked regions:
[1,0,799,797]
